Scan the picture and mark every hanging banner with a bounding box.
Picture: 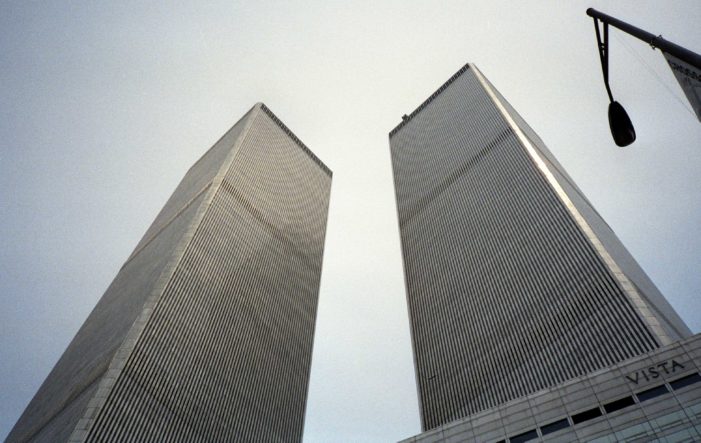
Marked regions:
[663,52,701,122]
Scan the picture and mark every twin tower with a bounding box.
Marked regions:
[8,64,698,442]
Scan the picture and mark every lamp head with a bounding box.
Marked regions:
[608,101,636,147]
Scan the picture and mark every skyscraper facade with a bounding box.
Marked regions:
[8,103,332,442]
[401,333,701,442]
[389,63,691,432]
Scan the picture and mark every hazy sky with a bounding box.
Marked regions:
[1,1,700,441]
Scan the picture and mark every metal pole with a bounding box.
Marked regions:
[586,8,701,70]
[593,19,614,102]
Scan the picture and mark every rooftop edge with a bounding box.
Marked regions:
[389,62,472,138]
[258,103,333,178]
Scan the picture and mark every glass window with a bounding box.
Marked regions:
[615,421,653,440]
[509,429,538,443]
[652,411,686,431]
[636,384,669,402]
[540,418,570,436]
[585,434,616,443]
[660,427,699,443]
[572,407,603,424]
[603,395,636,413]
[670,373,701,391]
[685,401,701,421]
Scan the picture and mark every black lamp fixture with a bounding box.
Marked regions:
[591,14,636,147]
[587,8,701,147]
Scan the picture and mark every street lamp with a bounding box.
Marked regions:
[587,8,701,146]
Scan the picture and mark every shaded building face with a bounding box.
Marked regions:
[389,64,690,430]
[8,103,332,442]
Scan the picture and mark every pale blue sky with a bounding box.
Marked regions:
[1,1,700,441]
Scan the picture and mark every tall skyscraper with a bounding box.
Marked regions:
[389,63,692,432]
[8,103,332,442]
